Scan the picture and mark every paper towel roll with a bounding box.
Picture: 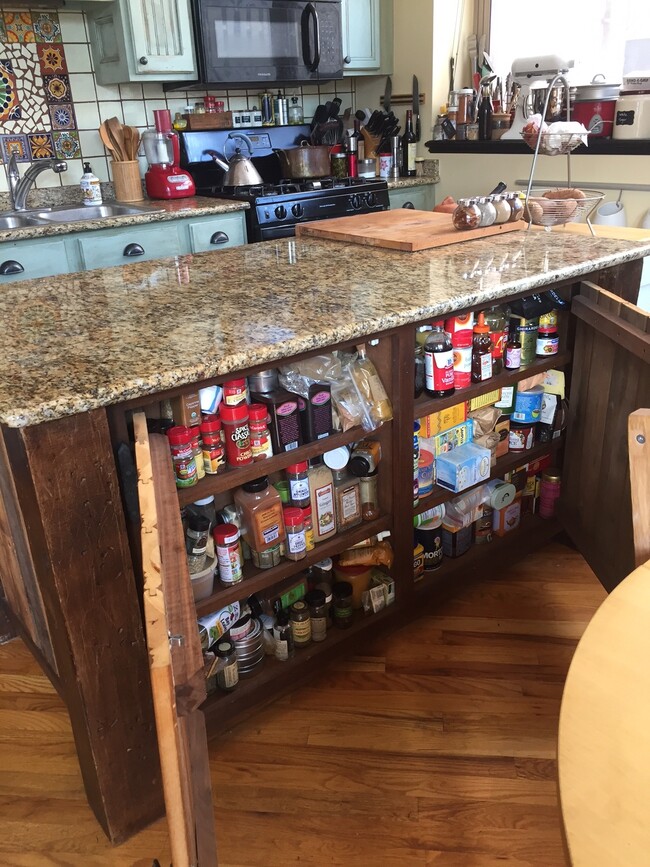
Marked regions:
[485,478,516,510]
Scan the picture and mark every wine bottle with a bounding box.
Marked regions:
[478,85,493,141]
[401,109,417,177]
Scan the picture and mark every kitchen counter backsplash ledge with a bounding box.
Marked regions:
[1,231,649,428]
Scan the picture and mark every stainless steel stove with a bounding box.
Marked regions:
[180,125,390,242]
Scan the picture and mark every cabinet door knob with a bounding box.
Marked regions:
[0,259,24,276]
[210,231,229,245]
[123,243,145,257]
[138,56,148,65]
[344,55,351,64]
[402,201,415,209]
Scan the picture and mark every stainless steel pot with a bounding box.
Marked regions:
[273,142,332,178]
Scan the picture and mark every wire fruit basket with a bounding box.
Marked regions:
[523,188,604,227]
[520,130,589,156]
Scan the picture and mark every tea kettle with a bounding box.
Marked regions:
[203,133,263,186]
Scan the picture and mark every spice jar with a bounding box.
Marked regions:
[273,610,294,661]
[452,198,481,230]
[286,461,311,508]
[307,457,337,542]
[360,470,379,521]
[331,152,347,178]
[332,581,354,629]
[214,639,238,692]
[212,523,244,586]
[491,194,512,225]
[189,428,205,481]
[220,404,253,467]
[332,468,362,532]
[283,506,307,561]
[167,426,198,488]
[200,415,226,474]
[305,589,327,642]
[476,196,497,227]
[248,403,273,460]
[539,468,561,519]
[349,440,381,477]
[222,378,248,407]
[186,514,210,574]
[234,476,285,569]
[290,600,312,647]
[506,193,524,222]
[302,504,315,551]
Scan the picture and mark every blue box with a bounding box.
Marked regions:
[435,442,491,492]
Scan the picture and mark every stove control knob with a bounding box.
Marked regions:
[351,194,361,210]
[366,192,376,207]
[291,203,304,218]
[275,205,287,219]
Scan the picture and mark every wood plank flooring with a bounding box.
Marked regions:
[0,541,605,866]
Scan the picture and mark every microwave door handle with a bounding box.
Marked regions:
[302,3,320,72]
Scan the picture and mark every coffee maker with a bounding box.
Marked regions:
[143,109,195,199]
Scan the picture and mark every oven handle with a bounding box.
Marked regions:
[302,3,320,72]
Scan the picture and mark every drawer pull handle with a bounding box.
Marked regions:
[139,56,148,65]
[0,259,24,276]
[210,231,229,245]
[123,243,145,257]
[344,55,351,64]
[402,201,415,209]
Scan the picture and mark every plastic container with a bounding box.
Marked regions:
[220,404,253,467]
[190,555,215,602]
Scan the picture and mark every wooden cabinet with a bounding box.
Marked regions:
[388,184,436,211]
[84,0,196,84]
[342,0,393,75]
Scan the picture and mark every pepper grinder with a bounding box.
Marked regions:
[389,134,401,179]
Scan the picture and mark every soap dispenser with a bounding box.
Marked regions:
[80,162,102,206]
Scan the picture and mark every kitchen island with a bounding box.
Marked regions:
[1,227,649,843]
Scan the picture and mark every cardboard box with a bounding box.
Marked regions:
[495,416,510,457]
[469,390,500,411]
[492,500,522,536]
[418,402,467,437]
[436,442,491,492]
[427,420,474,457]
[171,391,201,427]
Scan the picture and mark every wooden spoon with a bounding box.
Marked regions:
[123,126,141,161]
[106,116,126,161]
[99,122,120,159]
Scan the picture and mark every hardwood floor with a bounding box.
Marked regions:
[0,540,605,866]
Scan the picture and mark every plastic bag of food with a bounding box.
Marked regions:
[345,346,393,431]
[338,541,394,568]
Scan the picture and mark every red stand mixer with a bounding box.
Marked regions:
[143,109,195,199]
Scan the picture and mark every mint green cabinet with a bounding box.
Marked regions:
[342,0,393,75]
[77,222,183,270]
[186,212,247,253]
[388,185,436,211]
[0,239,72,283]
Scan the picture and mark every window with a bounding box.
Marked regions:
[487,0,650,84]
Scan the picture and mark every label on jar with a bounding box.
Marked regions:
[274,635,290,661]
[304,524,315,551]
[489,330,506,360]
[314,482,335,537]
[340,486,360,522]
[287,529,307,554]
[292,618,311,644]
[217,660,239,689]
[311,616,327,641]
[226,423,252,465]
[425,348,454,391]
[505,346,521,368]
[259,504,283,545]
[536,334,559,356]
[173,455,197,487]
[216,543,242,585]
[289,478,310,503]
[478,351,492,380]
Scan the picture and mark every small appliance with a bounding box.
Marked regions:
[143,110,196,200]
[502,54,574,140]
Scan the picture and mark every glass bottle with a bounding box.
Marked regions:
[471,312,493,382]
[290,600,312,647]
[424,321,455,398]
[478,84,493,141]
[414,343,425,398]
[506,193,524,222]
[332,581,354,629]
[332,468,362,532]
[305,589,327,642]
[185,514,210,574]
[302,505,315,551]
[288,95,304,125]
[273,610,294,661]
[484,305,508,374]
[476,196,497,227]
[360,471,379,521]
[214,639,238,692]
[492,194,511,224]
[401,109,417,177]
[452,198,482,230]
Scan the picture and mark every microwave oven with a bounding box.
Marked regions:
[190,0,343,86]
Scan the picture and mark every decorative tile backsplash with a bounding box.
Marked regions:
[0,6,356,196]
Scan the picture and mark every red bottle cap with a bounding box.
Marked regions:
[166,425,191,445]
[219,404,249,423]
[212,523,240,545]
[473,312,489,333]
[200,414,222,433]
[248,403,268,421]
[283,507,303,526]
[286,461,308,474]
[223,378,246,389]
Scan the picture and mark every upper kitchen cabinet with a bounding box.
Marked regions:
[83,0,197,84]
[342,0,393,75]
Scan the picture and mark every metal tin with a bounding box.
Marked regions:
[249,368,278,393]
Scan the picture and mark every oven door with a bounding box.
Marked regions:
[195,0,342,84]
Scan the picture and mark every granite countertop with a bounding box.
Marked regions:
[386,176,439,189]
[0,197,249,243]
[1,229,649,428]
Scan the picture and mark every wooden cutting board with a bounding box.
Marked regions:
[295,208,524,251]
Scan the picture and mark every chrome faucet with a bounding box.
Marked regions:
[7,154,68,210]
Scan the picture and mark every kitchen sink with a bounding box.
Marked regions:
[0,213,50,229]
[31,203,164,222]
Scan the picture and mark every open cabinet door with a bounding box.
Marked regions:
[561,281,650,592]
[134,412,219,867]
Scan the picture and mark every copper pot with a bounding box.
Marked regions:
[273,142,332,178]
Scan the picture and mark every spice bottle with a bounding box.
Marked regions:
[360,470,380,521]
[471,312,493,382]
[332,468,362,532]
[484,305,508,374]
[506,192,524,222]
[505,322,522,369]
[273,610,294,661]
[476,196,497,227]
[248,403,273,460]
[302,504,315,551]
[307,457,337,543]
[286,461,311,508]
[283,506,307,561]
[167,426,198,488]
[212,523,244,586]
[492,194,511,224]
[349,440,381,477]
[220,404,253,467]
[305,589,327,642]
[290,600,312,647]
[200,415,225,474]
[214,639,238,692]
[234,476,286,569]
[332,581,354,629]
[186,514,210,574]
[222,378,249,407]
[190,427,205,481]
[424,321,455,398]
[452,198,481,230]
[187,495,217,535]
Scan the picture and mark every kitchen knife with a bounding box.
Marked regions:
[412,74,421,141]
[383,75,392,113]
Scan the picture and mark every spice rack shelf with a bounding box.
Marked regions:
[413,350,572,420]
[413,439,562,517]
[177,424,371,506]
[202,602,396,725]
[195,514,392,616]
